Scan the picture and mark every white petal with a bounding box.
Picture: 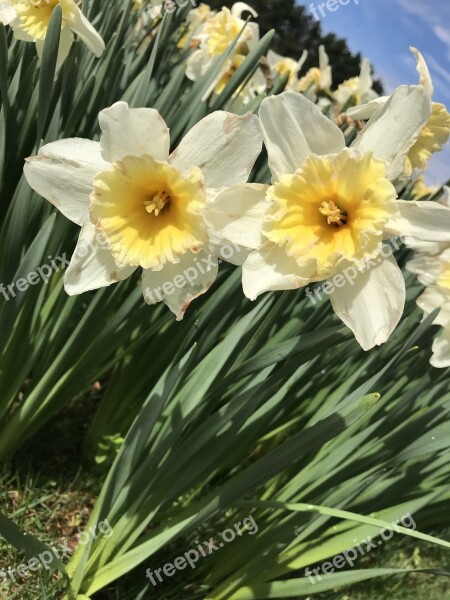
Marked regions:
[170,111,262,188]
[99,101,170,163]
[12,23,35,41]
[352,85,431,179]
[24,138,109,226]
[403,237,446,255]
[258,92,345,180]
[142,248,218,320]
[204,183,268,250]
[297,49,308,71]
[231,2,257,18]
[417,285,450,329]
[330,255,406,351]
[431,330,450,368]
[347,97,388,120]
[359,58,373,93]
[406,255,441,286]
[267,49,282,68]
[63,0,105,57]
[185,49,209,81]
[410,46,433,96]
[0,1,16,25]
[385,200,450,242]
[242,244,310,300]
[35,26,74,71]
[64,220,136,295]
[319,45,329,71]
[319,45,332,89]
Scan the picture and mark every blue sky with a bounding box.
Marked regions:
[300,0,450,184]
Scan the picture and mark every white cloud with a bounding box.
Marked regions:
[433,25,450,46]
[393,0,450,25]
[393,0,450,63]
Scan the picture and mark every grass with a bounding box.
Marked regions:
[1,392,449,600]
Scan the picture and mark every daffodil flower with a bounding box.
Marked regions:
[208,88,450,350]
[23,102,262,319]
[407,246,450,368]
[297,45,332,102]
[334,58,378,107]
[348,48,450,174]
[405,187,450,283]
[178,3,213,50]
[0,0,105,68]
[267,49,308,92]
[185,2,258,84]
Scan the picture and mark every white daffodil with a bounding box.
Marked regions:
[334,58,378,108]
[348,48,450,174]
[267,49,308,92]
[23,101,262,319]
[178,3,213,50]
[406,247,450,368]
[208,88,450,350]
[405,186,450,283]
[0,0,105,69]
[185,3,258,84]
[297,45,332,102]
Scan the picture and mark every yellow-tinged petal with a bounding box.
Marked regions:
[11,0,104,59]
[437,259,450,290]
[407,102,450,171]
[12,0,59,40]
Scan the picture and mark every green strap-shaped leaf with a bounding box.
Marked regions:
[37,5,62,144]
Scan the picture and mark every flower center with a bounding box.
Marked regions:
[319,200,348,227]
[90,155,208,270]
[143,190,171,216]
[263,149,400,281]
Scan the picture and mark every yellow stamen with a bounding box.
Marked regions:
[143,190,171,216]
[319,200,348,226]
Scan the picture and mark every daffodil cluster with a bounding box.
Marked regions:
[5,0,447,358]
[22,43,450,357]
